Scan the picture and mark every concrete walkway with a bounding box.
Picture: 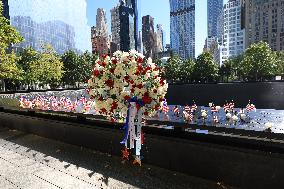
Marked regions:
[0,127,235,189]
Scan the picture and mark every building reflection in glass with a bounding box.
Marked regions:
[8,0,91,54]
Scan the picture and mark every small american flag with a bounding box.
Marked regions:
[223,103,230,112]
[184,105,191,112]
[246,103,256,112]
[162,100,169,113]
[229,101,235,110]
[183,111,193,121]
[213,115,219,123]
[211,105,218,113]
[173,106,179,114]
[191,104,197,111]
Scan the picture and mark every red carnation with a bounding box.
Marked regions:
[137,84,143,89]
[129,80,134,85]
[112,101,118,110]
[137,57,143,63]
[105,79,114,87]
[93,69,100,77]
[101,61,106,67]
[124,75,130,80]
[102,54,108,59]
[110,68,115,74]
[160,79,165,86]
[131,88,135,93]
[101,108,107,113]
[142,95,152,104]
[124,95,131,101]
[112,59,117,64]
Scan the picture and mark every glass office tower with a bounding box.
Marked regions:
[7,0,91,54]
[170,0,195,59]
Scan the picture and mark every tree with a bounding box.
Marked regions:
[61,50,93,87]
[78,51,93,85]
[179,58,195,83]
[164,55,182,83]
[275,51,284,76]
[0,1,24,91]
[24,44,64,88]
[61,50,80,86]
[240,41,277,81]
[17,47,39,86]
[221,55,243,82]
[193,52,219,82]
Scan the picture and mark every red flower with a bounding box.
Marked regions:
[131,88,135,93]
[101,108,107,113]
[129,80,134,85]
[110,68,115,74]
[102,54,108,59]
[153,89,157,93]
[101,61,106,67]
[112,59,117,64]
[144,111,148,116]
[112,101,118,110]
[93,69,100,77]
[98,96,103,101]
[159,98,164,102]
[137,84,143,89]
[124,95,131,101]
[105,79,114,87]
[137,57,143,63]
[124,75,130,81]
[160,79,165,86]
[142,95,152,104]
[155,105,160,110]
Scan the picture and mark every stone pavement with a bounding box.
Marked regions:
[0,127,236,189]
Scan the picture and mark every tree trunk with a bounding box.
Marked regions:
[1,79,6,92]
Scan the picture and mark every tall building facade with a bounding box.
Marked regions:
[111,0,136,52]
[96,8,108,38]
[91,9,110,55]
[156,24,165,52]
[169,0,195,59]
[6,0,91,54]
[2,0,10,19]
[207,0,223,38]
[220,0,245,65]
[142,15,155,58]
[91,27,110,55]
[244,0,284,51]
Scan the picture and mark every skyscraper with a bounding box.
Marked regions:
[91,9,110,55]
[169,0,195,59]
[220,0,245,65]
[6,0,91,54]
[111,0,136,52]
[1,0,10,20]
[207,0,223,38]
[142,15,155,58]
[156,24,165,52]
[244,0,284,51]
[96,8,108,38]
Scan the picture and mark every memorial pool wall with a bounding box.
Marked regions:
[0,109,284,189]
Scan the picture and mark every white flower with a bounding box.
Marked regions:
[226,113,232,119]
[201,110,207,118]
[240,113,246,120]
[216,106,221,111]
[209,103,213,107]
[265,122,273,129]
[232,115,238,122]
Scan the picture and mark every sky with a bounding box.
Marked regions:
[86,0,225,57]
